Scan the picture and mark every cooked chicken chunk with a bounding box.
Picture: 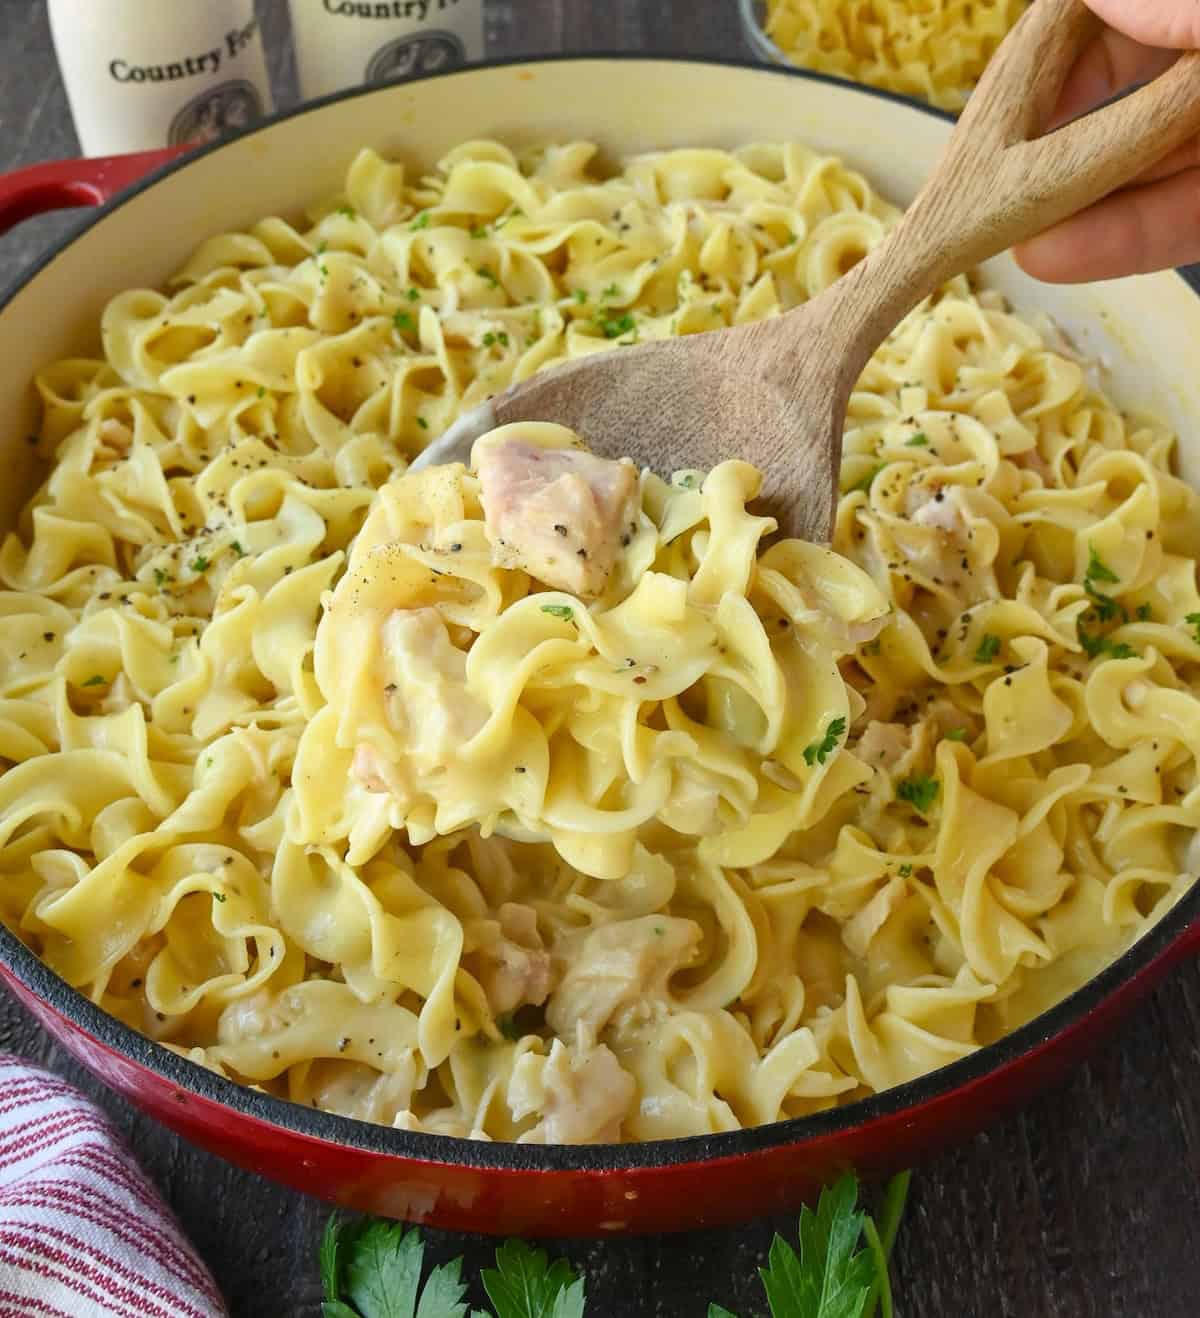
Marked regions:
[512,1039,635,1144]
[475,437,638,597]
[470,902,557,1017]
[546,915,700,1036]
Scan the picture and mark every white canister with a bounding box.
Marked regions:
[288,0,486,102]
[48,0,274,157]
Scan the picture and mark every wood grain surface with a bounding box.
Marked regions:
[2,2,1199,1314]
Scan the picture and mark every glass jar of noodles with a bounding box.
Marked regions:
[48,0,273,157]
[287,0,488,102]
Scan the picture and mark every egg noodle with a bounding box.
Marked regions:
[2,139,1198,1143]
[761,0,1029,111]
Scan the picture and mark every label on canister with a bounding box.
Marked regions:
[288,0,486,102]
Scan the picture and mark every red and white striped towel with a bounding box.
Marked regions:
[0,1055,228,1318]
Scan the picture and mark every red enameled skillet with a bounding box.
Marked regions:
[1,55,1199,1238]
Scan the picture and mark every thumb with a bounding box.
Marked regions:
[1083,0,1200,49]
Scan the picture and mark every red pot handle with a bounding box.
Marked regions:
[0,147,189,237]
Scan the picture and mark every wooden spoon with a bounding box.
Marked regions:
[412,0,1200,541]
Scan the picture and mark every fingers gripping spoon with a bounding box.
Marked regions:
[412,0,1200,541]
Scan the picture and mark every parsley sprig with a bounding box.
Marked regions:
[320,1172,910,1318]
[896,774,939,814]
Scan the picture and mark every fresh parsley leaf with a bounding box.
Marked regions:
[337,205,356,219]
[759,1174,874,1318]
[973,633,1000,664]
[848,465,882,497]
[417,417,429,430]
[477,266,500,288]
[1085,544,1119,585]
[1186,611,1200,643]
[709,1308,739,1318]
[803,716,847,767]
[481,1240,586,1318]
[409,212,431,231]
[904,432,928,447]
[470,224,488,239]
[897,775,939,813]
[153,568,169,587]
[1136,602,1153,621]
[898,863,913,878]
[212,891,227,903]
[601,282,620,300]
[598,312,636,340]
[541,604,575,622]
[332,1219,468,1318]
[573,288,588,305]
[944,727,967,741]
[81,674,107,687]
[231,540,245,557]
[319,1214,344,1304]
[407,287,421,302]
[483,332,496,347]
[674,473,700,490]
[498,332,510,347]
[190,555,210,574]
[394,311,414,332]
[1085,581,1127,623]
[256,386,266,399]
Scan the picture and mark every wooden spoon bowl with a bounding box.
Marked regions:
[413,0,1200,541]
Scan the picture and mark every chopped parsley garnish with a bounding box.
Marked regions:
[316,241,327,255]
[898,863,913,877]
[803,716,847,767]
[190,555,210,574]
[393,310,413,331]
[482,331,510,348]
[319,263,329,279]
[336,205,355,219]
[409,211,431,230]
[540,604,575,621]
[944,727,968,741]
[849,464,883,496]
[417,416,428,430]
[973,633,1001,664]
[601,282,620,299]
[406,287,420,302]
[498,331,509,347]
[81,674,107,687]
[897,774,939,813]
[598,312,636,339]
[153,568,169,587]
[477,265,500,288]
[674,473,700,490]
[573,288,588,304]
[1137,602,1154,621]
[469,224,488,239]
[1077,620,1136,660]
[482,332,496,346]
[256,386,265,399]
[212,891,227,903]
[230,540,245,557]
[1085,544,1120,585]
[905,432,929,447]
[496,1014,522,1041]
[1185,611,1200,644]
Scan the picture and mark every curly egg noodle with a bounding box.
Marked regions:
[2,138,1199,1144]
[762,0,1029,111]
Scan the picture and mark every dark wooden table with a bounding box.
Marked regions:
[2,2,1199,1314]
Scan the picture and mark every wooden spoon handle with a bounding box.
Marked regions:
[816,0,1200,361]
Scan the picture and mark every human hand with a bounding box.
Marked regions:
[1014,0,1200,282]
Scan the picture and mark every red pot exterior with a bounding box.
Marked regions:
[3,916,1197,1237]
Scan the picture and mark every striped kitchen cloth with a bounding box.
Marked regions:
[0,1055,227,1318]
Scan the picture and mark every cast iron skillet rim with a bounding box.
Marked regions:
[2,50,1199,1176]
